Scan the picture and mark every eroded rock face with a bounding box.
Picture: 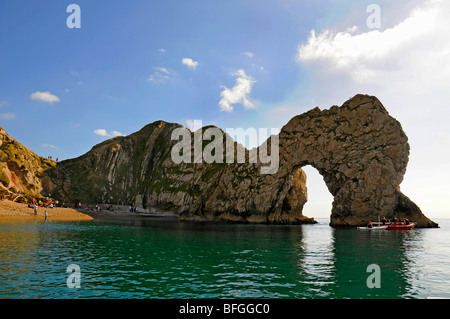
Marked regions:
[275,94,436,227]
[0,127,56,197]
[43,94,437,227]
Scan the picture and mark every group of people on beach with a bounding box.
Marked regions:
[27,197,60,209]
[83,204,115,212]
[29,202,48,220]
[129,206,139,213]
[26,196,65,221]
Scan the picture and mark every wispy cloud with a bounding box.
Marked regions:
[42,143,58,149]
[147,67,173,84]
[0,113,15,120]
[110,130,123,137]
[0,101,14,120]
[30,91,60,104]
[93,129,123,137]
[182,57,199,70]
[243,51,255,58]
[219,69,255,112]
[155,67,170,74]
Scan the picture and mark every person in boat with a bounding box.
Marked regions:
[391,216,398,224]
[381,217,387,225]
[367,222,373,228]
[404,218,410,225]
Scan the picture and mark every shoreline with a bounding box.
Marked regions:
[2,200,444,226]
[82,209,178,221]
[0,200,93,222]
[0,200,179,222]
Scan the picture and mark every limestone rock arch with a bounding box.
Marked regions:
[268,94,436,227]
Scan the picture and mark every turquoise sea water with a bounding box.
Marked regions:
[0,217,449,299]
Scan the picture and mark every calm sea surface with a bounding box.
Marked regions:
[0,216,449,299]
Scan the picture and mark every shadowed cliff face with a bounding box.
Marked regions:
[42,94,437,227]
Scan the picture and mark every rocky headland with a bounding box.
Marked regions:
[0,94,438,227]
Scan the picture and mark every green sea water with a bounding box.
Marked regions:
[0,217,449,299]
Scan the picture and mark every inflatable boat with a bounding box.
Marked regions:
[357,225,388,230]
[386,222,415,230]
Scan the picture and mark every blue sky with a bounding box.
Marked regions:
[1,0,449,218]
[0,0,357,158]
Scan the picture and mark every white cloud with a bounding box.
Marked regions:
[0,113,15,120]
[219,69,256,112]
[182,58,199,70]
[93,129,108,137]
[110,130,123,137]
[30,91,60,104]
[158,48,166,52]
[156,67,170,74]
[147,67,173,84]
[0,101,8,107]
[93,129,123,137]
[42,143,58,149]
[295,0,450,218]
[296,0,446,82]
[243,51,255,58]
[295,0,450,112]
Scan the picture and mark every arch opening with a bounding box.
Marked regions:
[301,165,333,223]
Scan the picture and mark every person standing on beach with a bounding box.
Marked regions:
[44,211,48,221]
[34,204,37,215]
